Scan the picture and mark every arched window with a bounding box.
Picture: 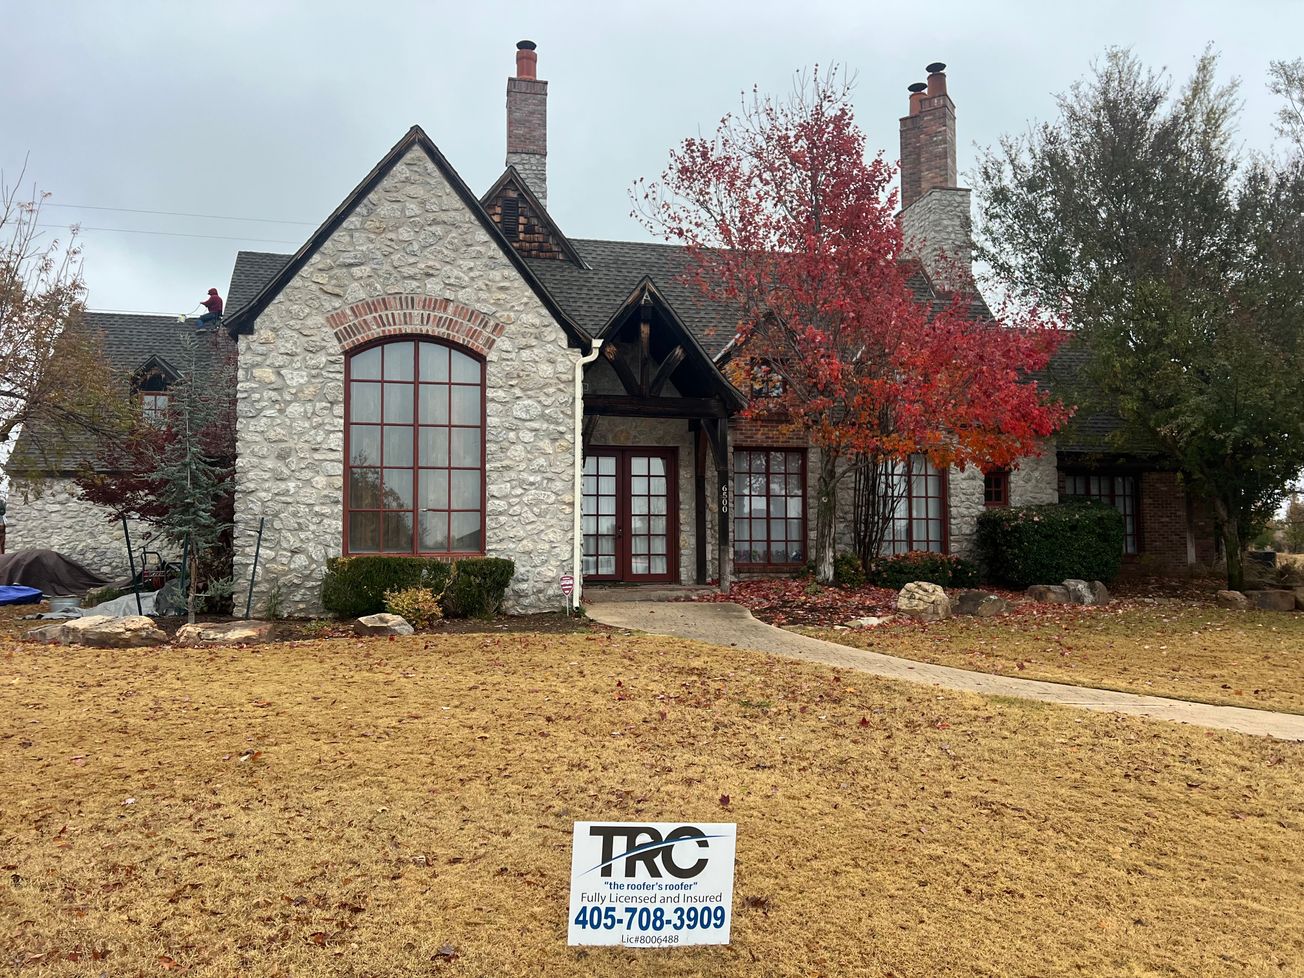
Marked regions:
[345,339,485,555]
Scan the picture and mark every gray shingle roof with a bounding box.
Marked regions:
[1041,339,1159,455]
[9,312,233,474]
[227,250,292,315]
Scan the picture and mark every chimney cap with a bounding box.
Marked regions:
[907,82,927,93]
[926,62,946,74]
[517,39,537,51]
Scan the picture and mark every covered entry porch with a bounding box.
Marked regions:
[579,279,746,590]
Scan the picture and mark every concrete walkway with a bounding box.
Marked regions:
[585,600,1304,741]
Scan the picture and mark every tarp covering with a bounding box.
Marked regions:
[0,549,111,596]
[0,585,42,605]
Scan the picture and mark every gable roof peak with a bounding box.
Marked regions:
[223,125,589,348]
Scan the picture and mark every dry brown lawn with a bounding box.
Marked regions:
[2,632,1303,977]
[805,603,1304,714]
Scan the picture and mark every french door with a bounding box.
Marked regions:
[581,448,677,583]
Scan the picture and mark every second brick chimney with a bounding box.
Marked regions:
[506,40,548,207]
[898,62,972,289]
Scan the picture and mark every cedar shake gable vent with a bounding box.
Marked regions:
[506,39,548,206]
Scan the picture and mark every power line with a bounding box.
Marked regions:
[41,202,315,226]
[38,223,301,245]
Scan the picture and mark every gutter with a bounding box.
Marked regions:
[572,340,603,606]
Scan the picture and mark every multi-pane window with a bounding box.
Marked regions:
[1065,473,1138,554]
[881,455,947,554]
[140,391,169,424]
[984,469,1009,507]
[733,449,805,567]
[345,340,484,555]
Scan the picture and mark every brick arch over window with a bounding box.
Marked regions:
[326,295,505,357]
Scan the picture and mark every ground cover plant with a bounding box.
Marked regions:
[2,631,1302,976]
[805,602,1304,714]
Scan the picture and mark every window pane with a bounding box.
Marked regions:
[381,511,413,553]
[451,470,480,510]
[420,428,449,466]
[349,425,380,466]
[349,512,380,553]
[451,350,481,384]
[383,426,413,467]
[349,467,381,510]
[384,384,413,423]
[384,342,414,380]
[351,347,381,380]
[451,428,480,467]
[420,343,449,382]
[350,382,381,422]
[419,512,449,552]
[451,386,479,425]
[451,511,482,552]
[419,385,449,424]
[383,469,413,510]
[419,470,449,510]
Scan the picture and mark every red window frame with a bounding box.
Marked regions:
[881,455,949,554]
[343,338,487,557]
[983,468,1010,507]
[733,448,807,569]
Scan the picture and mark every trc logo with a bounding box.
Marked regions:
[588,824,711,879]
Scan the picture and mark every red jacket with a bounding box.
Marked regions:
[202,294,224,314]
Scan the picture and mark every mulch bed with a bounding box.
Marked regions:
[684,574,1224,628]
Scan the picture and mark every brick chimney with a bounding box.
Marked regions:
[506,40,548,206]
[898,62,972,289]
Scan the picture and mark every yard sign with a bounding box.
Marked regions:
[567,821,737,947]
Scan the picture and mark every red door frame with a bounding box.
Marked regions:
[583,446,679,584]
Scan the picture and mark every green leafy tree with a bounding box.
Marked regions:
[974,48,1304,589]
[1284,493,1304,553]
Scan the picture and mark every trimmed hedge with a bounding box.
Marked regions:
[868,551,980,590]
[321,556,515,619]
[833,552,867,588]
[976,500,1124,587]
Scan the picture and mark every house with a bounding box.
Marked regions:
[5,43,1220,614]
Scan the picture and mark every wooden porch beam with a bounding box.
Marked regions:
[584,394,727,419]
[602,342,641,396]
[648,345,686,397]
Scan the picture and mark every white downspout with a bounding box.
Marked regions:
[573,340,603,606]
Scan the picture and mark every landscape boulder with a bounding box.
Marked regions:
[23,622,68,644]
[1248,589,1297,613]
[59,615,167,648]
[176,621,275,645]
[1025,584,1071,604]
[1215,590,1249,610]
[355,613,415,636]
[896,582,951,621]
[1088,581,1111,605]
[953,591,1008,617]
[1062,579,1094,605]
[1294,587,1304,611]
[847,616,893,628]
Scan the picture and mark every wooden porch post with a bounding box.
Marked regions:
[693,422,708,585]
[704,416,732,594]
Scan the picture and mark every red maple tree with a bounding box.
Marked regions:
[636,69,1068,580]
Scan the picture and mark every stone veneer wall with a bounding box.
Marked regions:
[900,187,973,291]
[234,147,577,617]
[948,445,1060,558]
[6,479,167,580]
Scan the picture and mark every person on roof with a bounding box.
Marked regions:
[196,288,224,329]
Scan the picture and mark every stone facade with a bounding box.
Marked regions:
[233,146,578,617]
[900,187,973,290]
[947,445,1060,558]
[6,479,166,579]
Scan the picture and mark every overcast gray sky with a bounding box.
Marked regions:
[3,0,1300,315]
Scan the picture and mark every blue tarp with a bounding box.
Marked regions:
[0,585,43,606]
